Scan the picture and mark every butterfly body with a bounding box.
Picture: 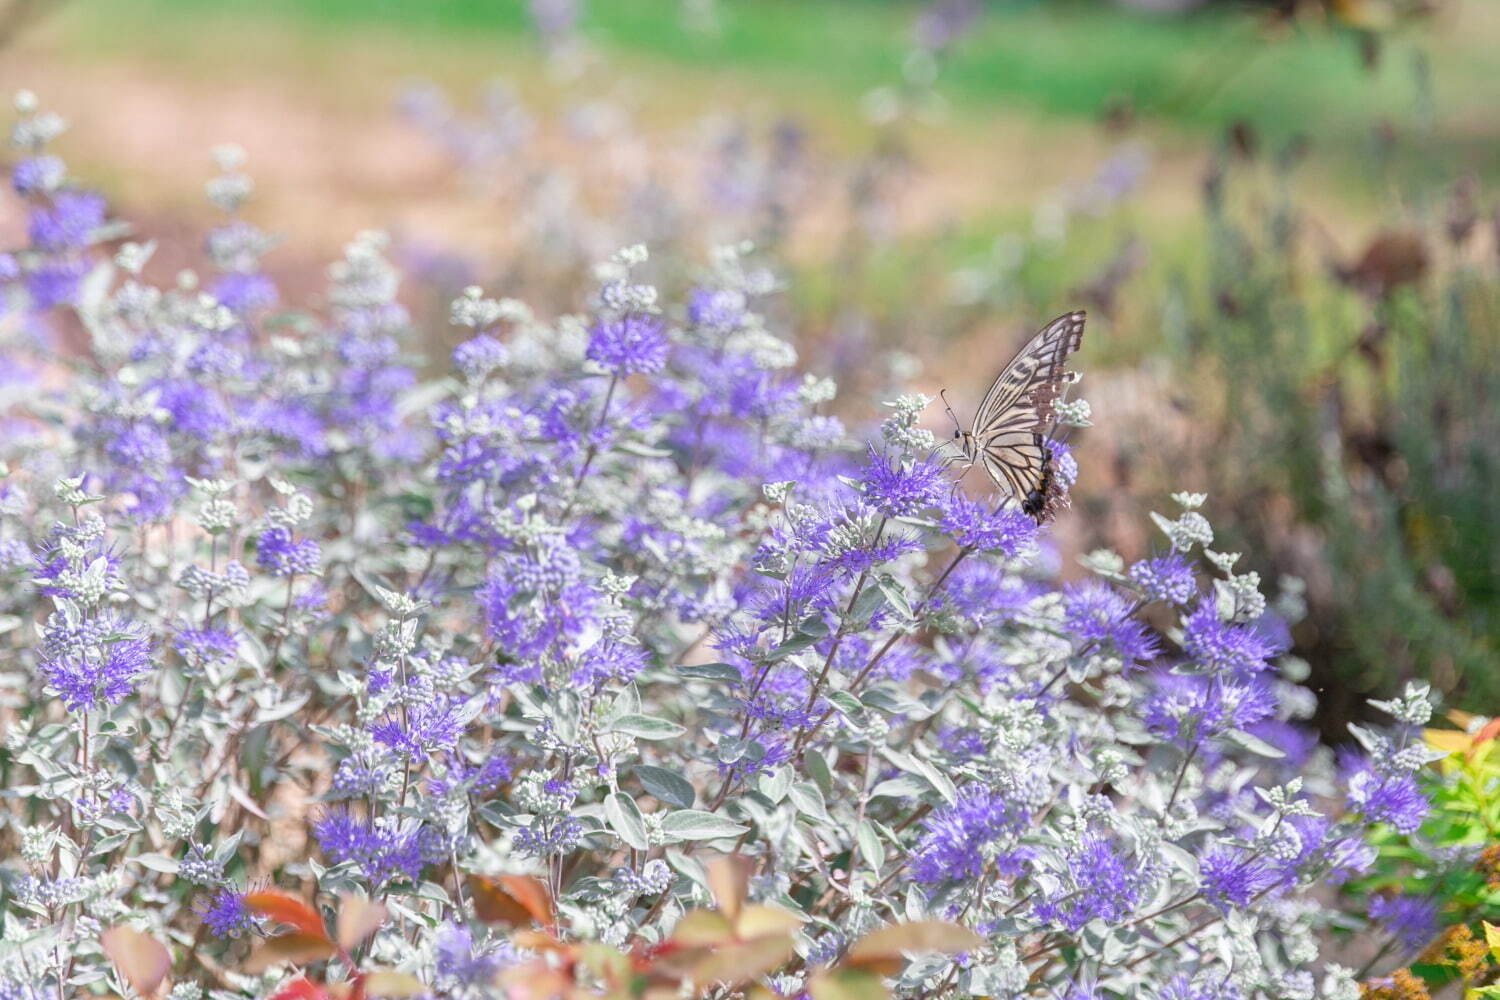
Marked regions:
[950,311,1085,524]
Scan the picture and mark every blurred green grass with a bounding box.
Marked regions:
[89,0,1499,179]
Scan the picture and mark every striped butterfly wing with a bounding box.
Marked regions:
[970,311,1085,518]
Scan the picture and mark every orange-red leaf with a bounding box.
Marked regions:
[243,932,339,974]
[336,895,387,951]
[244,890,330,941]
[269,978,330,1000]
[101,925,171,997]
[499,960,571,999]
[511,929,570,953]
[468,874,554,930]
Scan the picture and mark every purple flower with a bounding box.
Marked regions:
[435,922,510,987]
[1129,554,1197,605]
[255,526,321,577]
[1141,671,1278,748]
[1368,893,1439,952]
[860,448,946,518]
[1181,599,1281,676]
[1033,834,1155,932]
[939,494,1036,555]
[914,0,981,52]
[514,815,583,857]
[28,191,106,251]
[586,314,669,375]
[1199,846,1275,914]
[196,889,254,939]
[453,333,509,379]
[26,258,89,310]
[312,808,447,886]
[39,616,153,713]
[911,784,1028,884]
[1063,581,1159,663]
[1343,755,1429,834]
[11,155,64,197]
[571,641,648,691]
[210,271,278,314]
[687,287,747,331]
[371,697,468,758]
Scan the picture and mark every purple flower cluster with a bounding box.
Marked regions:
[911,785,1029,884]
[586,314,669,375]
[312,808,452,886]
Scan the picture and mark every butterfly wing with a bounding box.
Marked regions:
[969,311,1085,519]
[970,311,1085,439]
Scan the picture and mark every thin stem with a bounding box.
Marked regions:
[1163,743,1199,820]
[792,544,972,756]
[561,372,620,519]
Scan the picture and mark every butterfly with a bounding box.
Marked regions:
[945,310,1085,524]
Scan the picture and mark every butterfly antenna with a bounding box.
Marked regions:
[940,388,962,436]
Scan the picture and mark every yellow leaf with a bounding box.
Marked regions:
[100,926,172,998]
[672,909,736,947]
[846,920,985,976]
[242,932,338,974]
[691,934,795,987]
[1426,728,1474,757]
[363,972,430,998]
[707,855,752,923]
[336,895,387,951]
[1484,921,1500,962]
[735,904,805,940]
[576,943,631,985]
[808,968,891,1000]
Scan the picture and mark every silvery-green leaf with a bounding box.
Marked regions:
[856,820,885,870]
[678,662,741,682]
[804,749,833,797]
[659,810,748,842]
[612,714,685,740]
[606,793,650,851]
[826,691,865,720]
[875,573,914,620]
[788,781,830,822]
[635,765,696,809]
[757,767,793,804]
[1223,728,1285,759]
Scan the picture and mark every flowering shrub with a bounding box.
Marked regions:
[0,93,1450,1000]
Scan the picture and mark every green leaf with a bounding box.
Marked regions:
[612,714,686,740]
[1223,728,1286,759]
[826,690,865,720]
[606,793,651,851]
[849,585,886,624]
[635,765,696,809]
[678,662,742,682]
[856,820,885,871]
[804,749,834,797]
[134,854,180,874]
[875,574,914,620]
[659,809,749,842]
[788,781,830,822]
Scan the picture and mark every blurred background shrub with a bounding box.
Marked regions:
[1,0,1495,735]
